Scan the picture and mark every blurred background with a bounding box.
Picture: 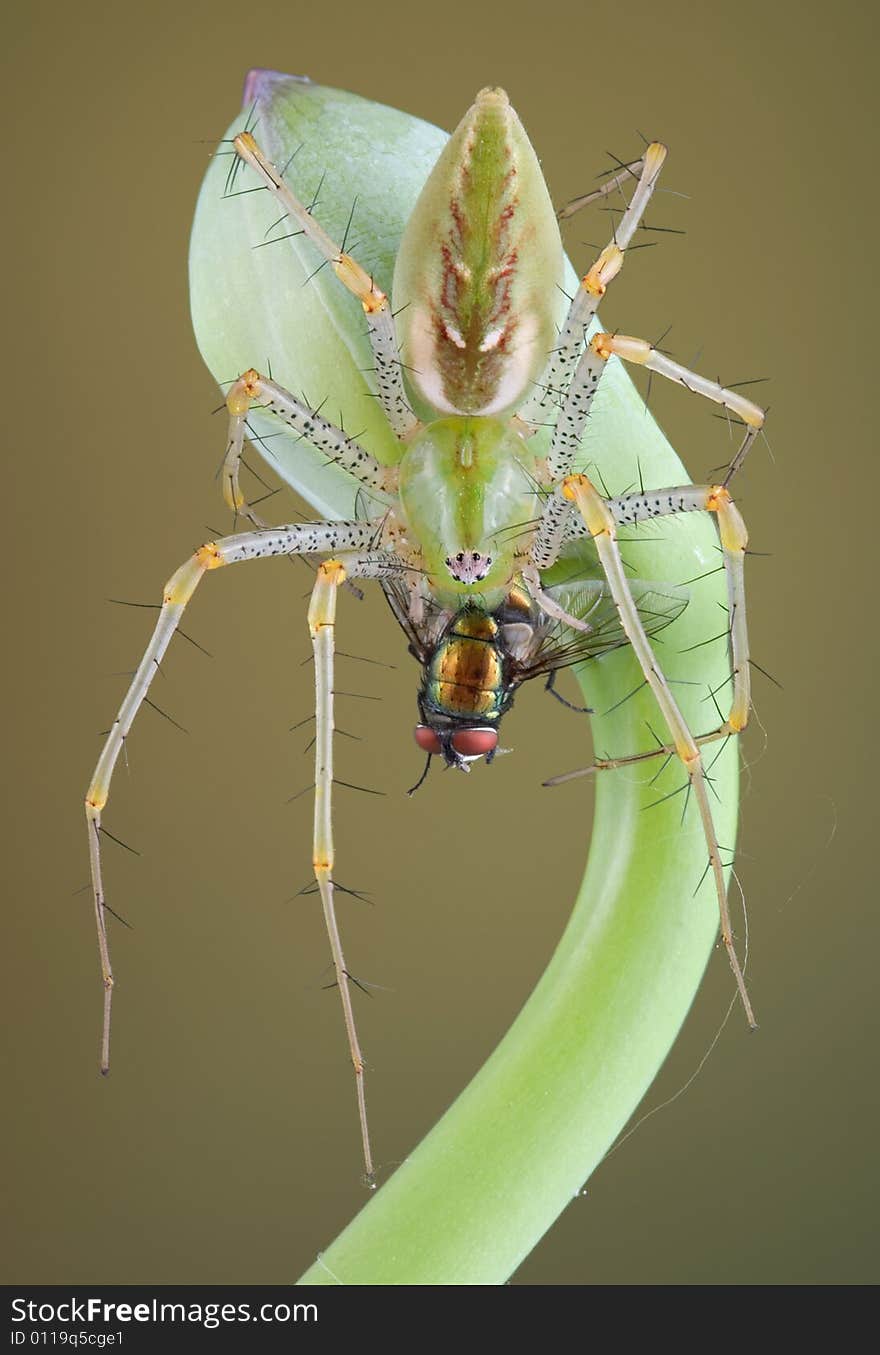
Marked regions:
[3,0,875,1285]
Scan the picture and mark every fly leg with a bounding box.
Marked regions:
[561,473,756,1028]
[545,669,592,714]
[84,521,388,1089]
[232,131,420,441]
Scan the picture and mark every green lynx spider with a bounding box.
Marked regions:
[85,85,764,1184]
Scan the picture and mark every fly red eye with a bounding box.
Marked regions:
[451,728,498,757]
[414,725,443,754]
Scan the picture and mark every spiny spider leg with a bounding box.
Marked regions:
[233,132,421,441]
[561,473,756,1028]
[545,478,754,785]
[533,334,764,569]
[535,328,765,1022]
[527,152,671,568]
[223,369,399,508]
[608,482,750,728]
[220,396,267,528]
[556,155,649,221]
[544,728,730,786]
[591,331,764,486]
[308,554,405,1185]
[520,142,667,427]
[84,522,398,1182]
[521,562,594,634]
[531,484,574,570]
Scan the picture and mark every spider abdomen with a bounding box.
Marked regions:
[392,87,563,417]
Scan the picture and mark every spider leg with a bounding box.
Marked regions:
[531,484,575,570]
[219,401,268,527]
[543,728,730,786]
[560,334,765,739]
[224,370,399,502]
[537,286,764,499]
[534,331,763,576]
[556,156,649,222]
[561,473,756,1027]
[233,132,420,441]
[520,142,667,427]
[613,482,750,728]
[563,480,752,736]
[84,523,398,1180]
[307,555,398,1185]
[590,332,764,487]
[219,382,370,603]
[521,562,594,634]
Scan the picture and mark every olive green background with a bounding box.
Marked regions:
[3,0,876,1286]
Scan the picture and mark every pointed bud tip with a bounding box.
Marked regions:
[242,68,312,110]
[474,86,510,106]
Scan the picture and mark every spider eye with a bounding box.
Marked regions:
[414,725,443,754]
[451,728,498,757]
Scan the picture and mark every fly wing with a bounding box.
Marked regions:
[380,576,451,663]
[513,578,689,679]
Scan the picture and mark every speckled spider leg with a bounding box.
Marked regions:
[545,483,751,785]
[221,369,399,523]
[84,523,397,1180]
[561,473,756,1027]
[233,131,421,441]
[532,329,764,569]
[307,551,407,1183]
[520,142,667,427]
[536,334,764,1021]
[219,391,269,527]
[520,561,594,634]
[555,155,652,222]
[527,148,670,570]
[591,332,764,488]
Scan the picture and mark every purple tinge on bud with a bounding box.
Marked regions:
[242,68,312,110]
